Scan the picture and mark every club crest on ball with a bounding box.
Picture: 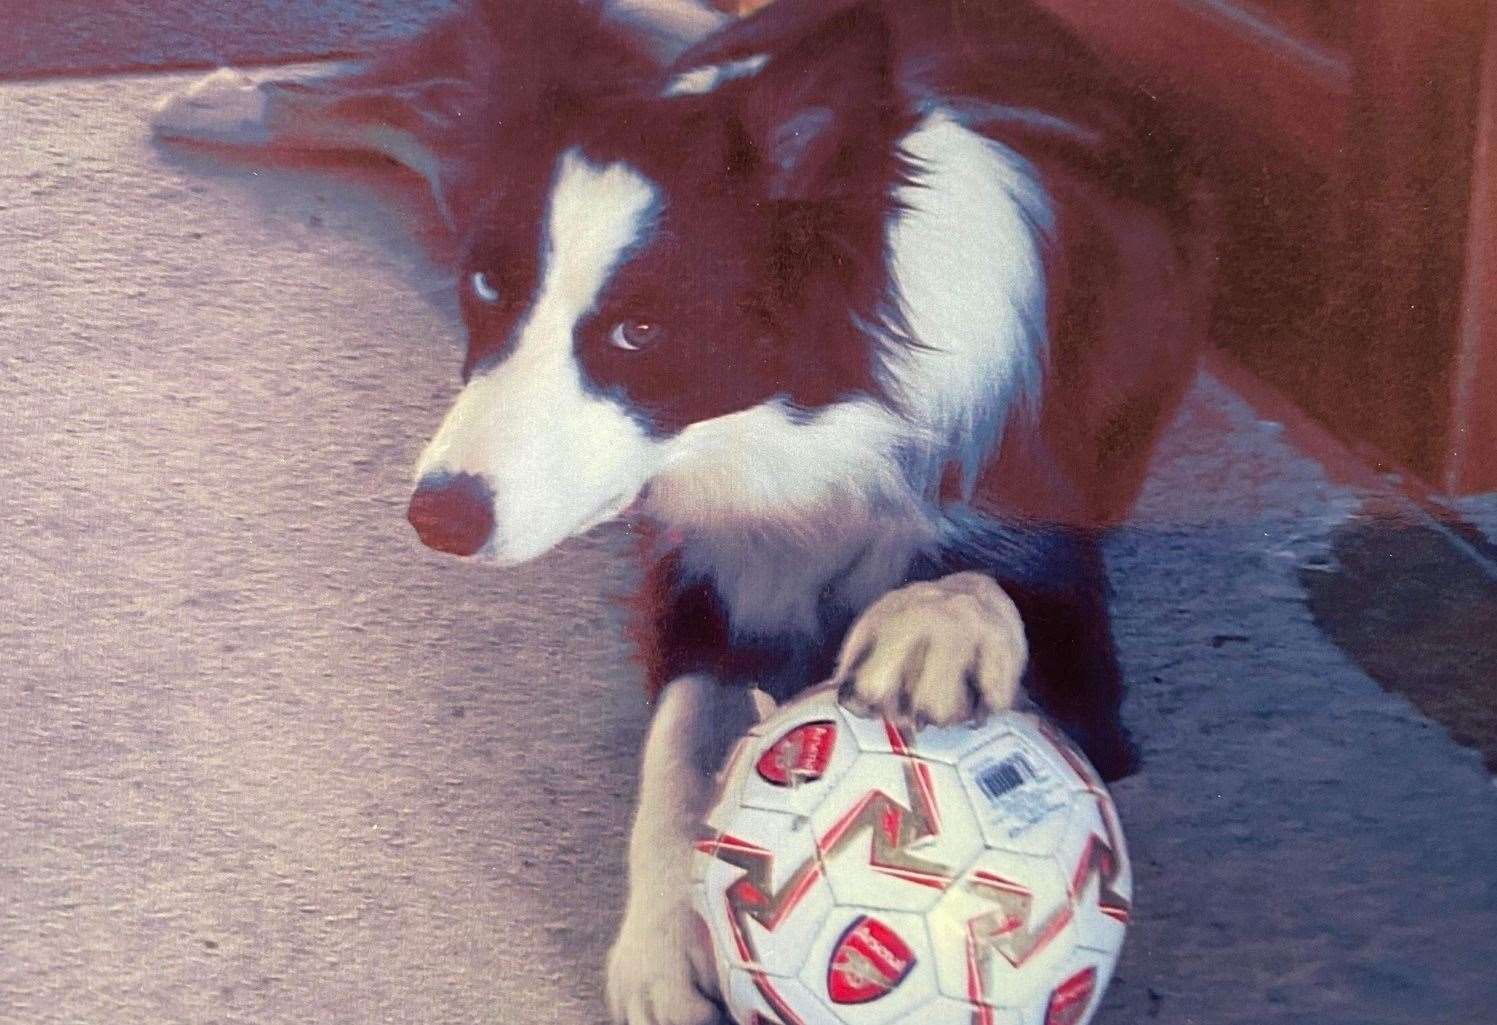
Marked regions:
[826,915,916,1004]
[756,720,838,788]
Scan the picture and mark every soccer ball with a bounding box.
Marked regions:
[691,686,1131,1025]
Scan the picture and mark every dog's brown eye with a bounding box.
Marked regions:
[610,318,663,352]
[470,270,501,305]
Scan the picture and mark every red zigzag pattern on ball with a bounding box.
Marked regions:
[697,717,1131,1023]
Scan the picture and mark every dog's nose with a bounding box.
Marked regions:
[406,472,495,557]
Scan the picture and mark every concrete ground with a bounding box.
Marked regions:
[4,59,1497,1025]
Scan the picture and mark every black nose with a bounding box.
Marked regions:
[406,472,495,557]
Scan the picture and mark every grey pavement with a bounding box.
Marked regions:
[3,68,1497,1025]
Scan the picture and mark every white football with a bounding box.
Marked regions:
[692,686,1131,1025]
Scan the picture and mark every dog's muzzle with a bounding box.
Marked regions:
[406,472,495,557]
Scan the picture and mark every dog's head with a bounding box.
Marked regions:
[406,1,925,564]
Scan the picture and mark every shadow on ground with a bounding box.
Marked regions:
[1303,510,1497,772]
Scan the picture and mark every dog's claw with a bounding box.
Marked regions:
[834,571,1028,727]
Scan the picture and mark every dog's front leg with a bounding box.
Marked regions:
[834,571,1029,728]
[607,674,758,1025]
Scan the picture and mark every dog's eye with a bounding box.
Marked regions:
[470,270,501,305]
[609,318,663,352]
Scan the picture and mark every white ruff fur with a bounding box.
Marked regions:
[414,149,666,564]
[884,112,1052,493]
[648,398,938,635]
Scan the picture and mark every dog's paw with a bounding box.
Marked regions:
[834,571,1028,727]
[606,899,720,1025]
[151,68,272,145]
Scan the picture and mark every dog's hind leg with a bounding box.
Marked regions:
[152,61,477,224]
[149,6,499,230]
[150,1,726,227]
[608,673,756,1025]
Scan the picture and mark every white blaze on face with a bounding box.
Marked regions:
[414,149,664,564]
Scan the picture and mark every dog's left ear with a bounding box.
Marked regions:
[732,1,901,201]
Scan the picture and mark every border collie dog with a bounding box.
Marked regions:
[156,1,1211,1021]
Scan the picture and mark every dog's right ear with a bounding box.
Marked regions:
[725,1,902,202]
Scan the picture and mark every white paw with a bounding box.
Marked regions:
[151,68,271,145]
[606,896,720,1025]
[835,571,1028,727]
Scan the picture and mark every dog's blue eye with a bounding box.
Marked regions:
[610,319,662,352]
[470,271,501,304]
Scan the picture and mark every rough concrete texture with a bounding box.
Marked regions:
[3,72,1496,1025]
[0,1,455,80]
